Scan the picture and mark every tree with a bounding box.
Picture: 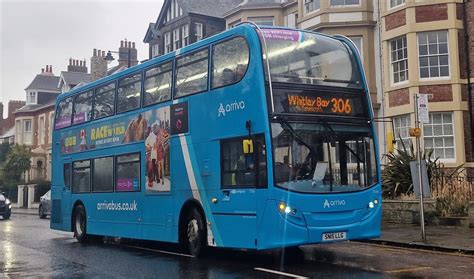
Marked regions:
[0,142,10,163]
[2,144,31,183]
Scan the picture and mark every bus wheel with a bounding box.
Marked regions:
[185,208,207,257]
[73,205,88,243]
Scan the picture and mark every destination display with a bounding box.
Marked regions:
[272,89,368,118]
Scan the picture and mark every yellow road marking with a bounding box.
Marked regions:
[385,266,432,274]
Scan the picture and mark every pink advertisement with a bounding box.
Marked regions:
[261,29,301,42]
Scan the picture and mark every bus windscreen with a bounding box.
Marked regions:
[262,28,362,89]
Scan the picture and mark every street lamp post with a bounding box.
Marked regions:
[104,48,131,68]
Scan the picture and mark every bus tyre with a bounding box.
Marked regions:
[39,205,46,219]
[185,208,207,257]
[73,205,88,243]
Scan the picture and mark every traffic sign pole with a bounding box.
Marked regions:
[414,94,427,241]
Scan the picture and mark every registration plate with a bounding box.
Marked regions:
[322,232,347,242]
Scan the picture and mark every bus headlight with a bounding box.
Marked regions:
[368,202,374,209]
[278,202,296,215]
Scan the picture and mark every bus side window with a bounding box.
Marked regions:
[55,97,73,130]
[117,73,142,113]
[211,37,249,89]
[144,61,173,106]
[72,160,91,193]
[73,90,93,124]
[175,48,209,97]
[221,134,267,188]
[64,163,71,190]
[94,82,116,119]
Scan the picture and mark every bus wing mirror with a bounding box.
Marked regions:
[243,139,254,154]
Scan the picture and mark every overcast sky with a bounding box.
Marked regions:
[0,0,164,118]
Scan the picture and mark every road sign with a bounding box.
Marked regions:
[410,161,431,198]
[417,94,429,124]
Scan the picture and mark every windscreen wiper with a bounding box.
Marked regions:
[318,119,364,164]
[275,117,314,154]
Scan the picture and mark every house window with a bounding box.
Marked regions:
[418,31,449,79]
[284,13,297,28]
[248,16,274,26]
[423,112,455,159]
[390,0,405,9]
[228,20,241,29]
[39,116,45,145]
[348,36,363,59]
[15,120,21,144]
[195,23,203,41]
[166,9,170,22]
[330,0,360,6]
[152,43,160,58]
[173,29,180,50]
[182,24,189,47]
[304,0,320,14]
[170,0,175,20]
[390,36,408,83]
[164,32,171,53]
[393,114,411,149]
[27,91,37,105]
[24,119,32,145]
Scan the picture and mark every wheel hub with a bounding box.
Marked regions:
[187,219,198,243]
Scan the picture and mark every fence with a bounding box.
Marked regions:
[431,174,473,216]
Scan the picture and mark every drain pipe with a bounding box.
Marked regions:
[463,0,473,160]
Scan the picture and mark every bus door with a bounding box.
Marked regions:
[208,134,267,249]
[61,158,72,229]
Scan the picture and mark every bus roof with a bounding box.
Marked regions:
[55,23,353,102]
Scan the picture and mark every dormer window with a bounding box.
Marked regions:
[27,91,37,105]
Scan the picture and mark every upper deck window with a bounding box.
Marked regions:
[175,48,209,97]
[211,37,249,89]
[93,82,116,119]
[55,97,73,130]
[144,61,173,106]
[73,90,93,125]
[262,29,362,89]
[117,73,142,113]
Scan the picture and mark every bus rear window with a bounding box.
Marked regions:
[117,73,142,113]
[73,90,93,124]
[55,97,73,130]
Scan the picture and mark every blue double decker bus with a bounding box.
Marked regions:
[50,24,381,256]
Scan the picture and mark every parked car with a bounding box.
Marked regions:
[39,190,51,219]
[0,192,12,220]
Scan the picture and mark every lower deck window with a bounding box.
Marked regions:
[93,157,114,192]
[116,153,141,192]
[72,160,91,193]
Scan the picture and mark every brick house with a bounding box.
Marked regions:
[381,0,473,170]
[0,100,25,144]
[143,0,242,59]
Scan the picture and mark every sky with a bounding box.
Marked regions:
[0,0,164,118]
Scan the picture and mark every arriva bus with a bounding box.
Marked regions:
[51,23,381,256]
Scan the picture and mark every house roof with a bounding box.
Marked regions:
[14,100,55,114]
[24,74,61,92]
[223,0,293,16]
[0,126,15,139]
[153,0,242,31]
[59,71,91,88]
[180,0,242,18]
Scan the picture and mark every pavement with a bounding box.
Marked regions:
[11,207,474,254]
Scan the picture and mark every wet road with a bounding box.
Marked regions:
[1,214,473,278]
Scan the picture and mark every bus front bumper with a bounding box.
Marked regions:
[257,198,381,250]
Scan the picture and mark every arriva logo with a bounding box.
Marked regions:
[218,101,246,117]
[323,199,346,208]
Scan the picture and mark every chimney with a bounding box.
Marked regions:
[0,102,3,122]
[67,57,88,73]
[118,38,138,68]
[90,48,107,81]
